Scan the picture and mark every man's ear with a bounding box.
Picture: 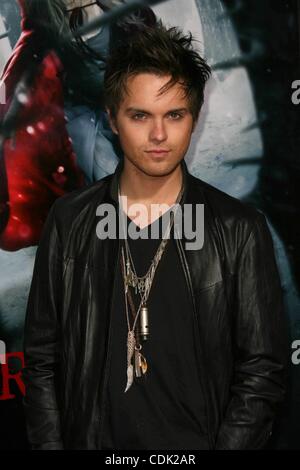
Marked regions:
[106,107,119,135]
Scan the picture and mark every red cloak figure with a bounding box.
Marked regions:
[0,2,85,251]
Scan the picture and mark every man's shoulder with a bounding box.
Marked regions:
[189,173,266,239]
[51,174,112,232]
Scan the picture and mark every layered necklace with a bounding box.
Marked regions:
[118,182,184,392]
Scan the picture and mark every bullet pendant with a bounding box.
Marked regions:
[140,305,149,341]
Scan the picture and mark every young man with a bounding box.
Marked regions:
[22,22,287,450]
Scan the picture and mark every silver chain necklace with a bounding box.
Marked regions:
[118,182,184,392]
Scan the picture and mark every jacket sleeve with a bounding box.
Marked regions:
[22,200,64,450]
[215,212,289,450]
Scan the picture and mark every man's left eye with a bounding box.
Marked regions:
[168,113,183,120]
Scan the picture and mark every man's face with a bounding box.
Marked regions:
[108,73,196,178]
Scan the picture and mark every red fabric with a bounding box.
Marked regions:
[0,41,85,251]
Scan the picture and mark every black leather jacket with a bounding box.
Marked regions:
[22,161,288,450]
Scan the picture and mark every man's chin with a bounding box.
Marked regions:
[135,161,182,178]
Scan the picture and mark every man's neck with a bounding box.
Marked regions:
[118,160,183,228]
[119,161,183,207]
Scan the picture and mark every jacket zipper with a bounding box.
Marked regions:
[176,236,214,450]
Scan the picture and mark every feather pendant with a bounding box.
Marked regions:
[124,330,136,393]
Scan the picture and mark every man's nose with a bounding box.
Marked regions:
[149,119,167,143]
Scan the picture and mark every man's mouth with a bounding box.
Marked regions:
[145,149,170,154]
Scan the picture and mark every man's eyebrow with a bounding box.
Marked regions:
[125,107,189,115]
[125,108,150,114]
[166,108,189,114]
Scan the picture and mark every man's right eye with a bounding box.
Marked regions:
[132,113,147,121]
